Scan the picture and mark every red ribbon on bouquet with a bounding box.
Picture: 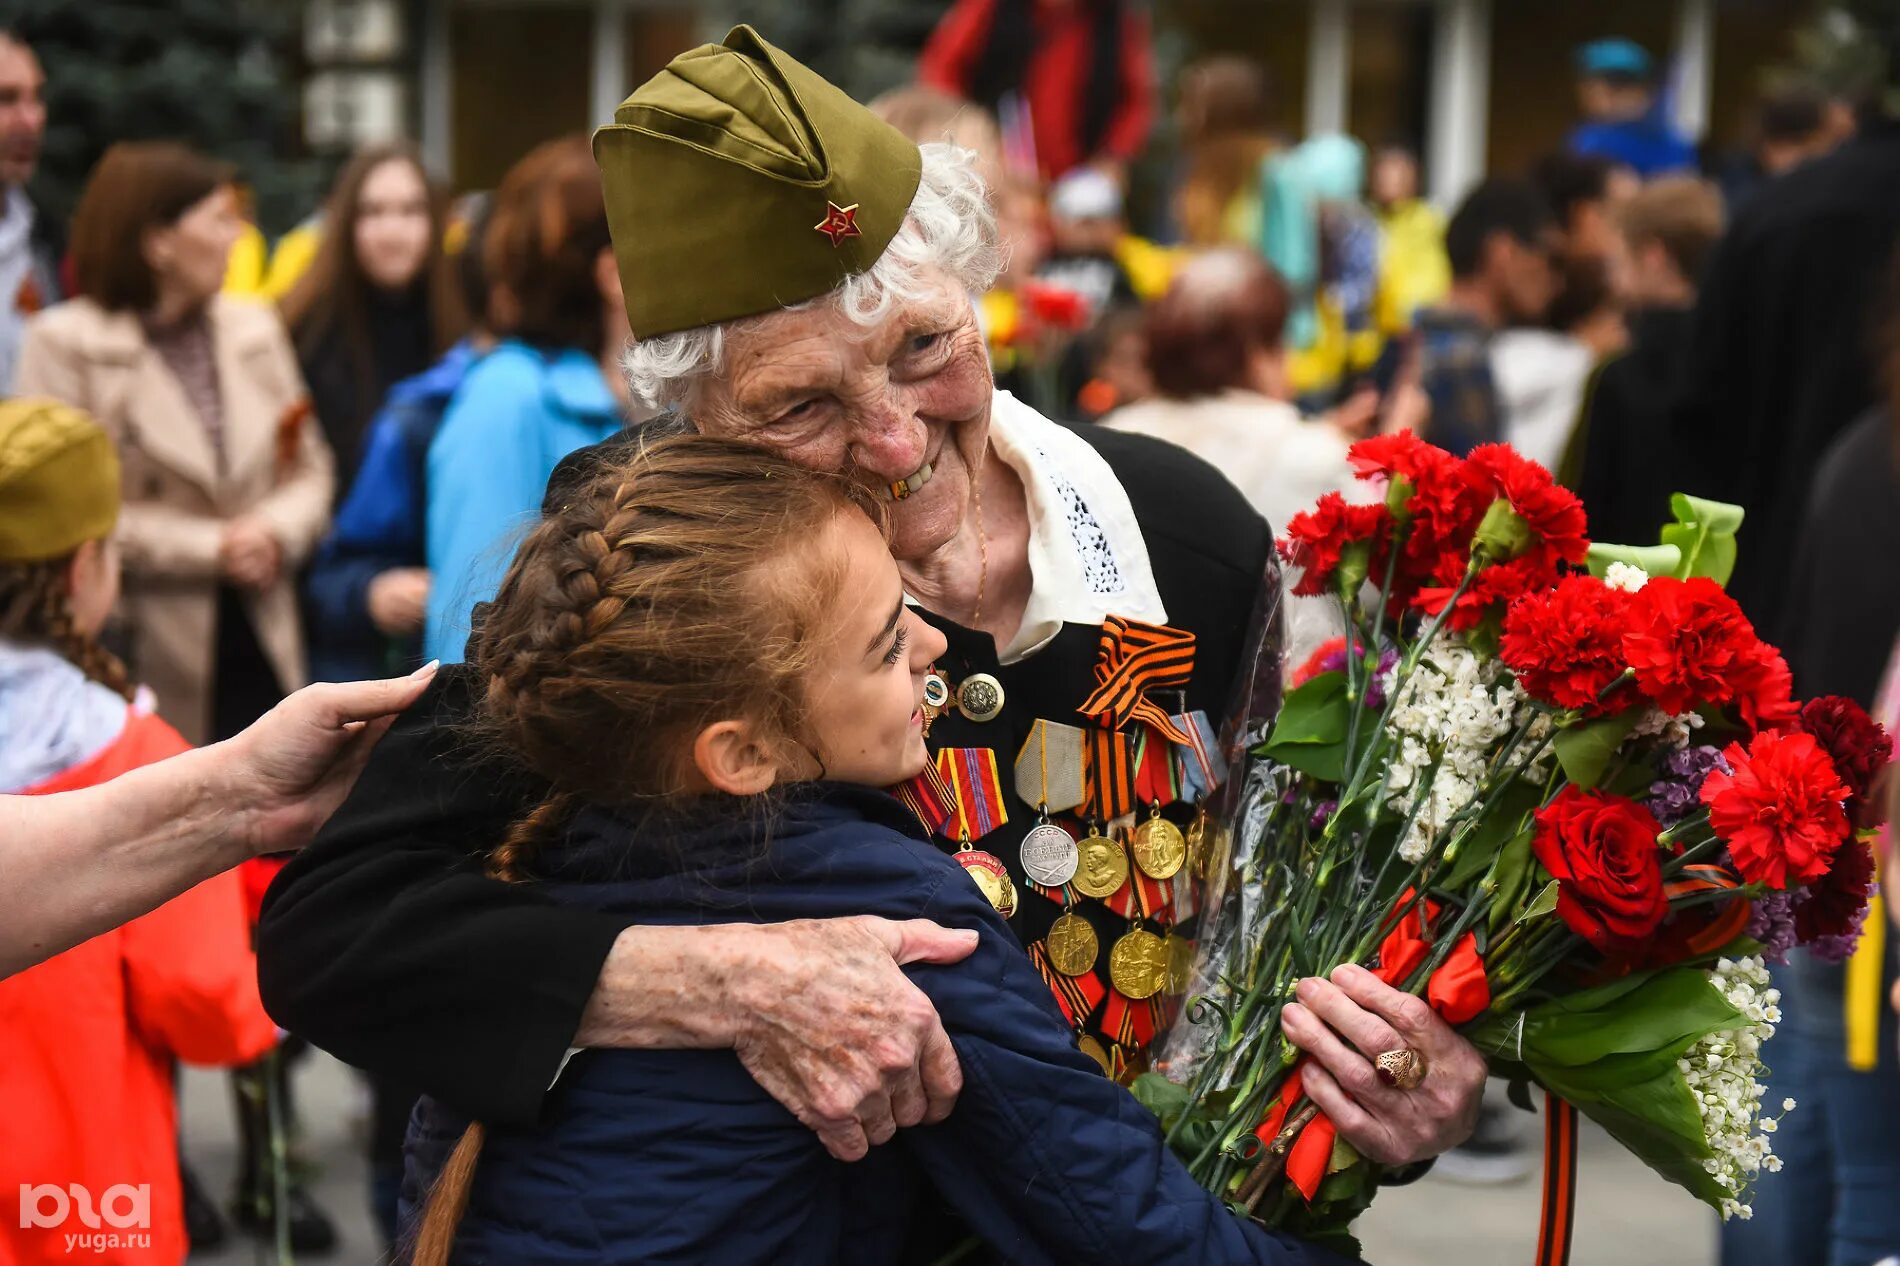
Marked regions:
[1253,891,1490,1200]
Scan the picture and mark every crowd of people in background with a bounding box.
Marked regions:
[4,6,1900,1262]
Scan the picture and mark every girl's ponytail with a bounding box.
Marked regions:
[410,1122,486,1266]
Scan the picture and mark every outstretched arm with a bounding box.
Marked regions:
[0,667,434,977]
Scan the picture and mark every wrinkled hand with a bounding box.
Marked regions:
[219,516,282,590]
[731,916,976,1161]
[217,664,437,855]
[1280,963,1486,1165]
[367,567,432,636]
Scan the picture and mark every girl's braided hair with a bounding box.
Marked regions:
[469,432,887,882]
[0,554,132,701]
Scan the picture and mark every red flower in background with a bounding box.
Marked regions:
[1464,444,1590,580]
[1500,575,1635,713]
[1620,577,1754,716]
[1278,494,1391,597]
[1701,730,1851,889]
[1798,696,1893,810]
[1017,280,1093,332]
[1795,834,1876,946]
[1531,787,1669,950]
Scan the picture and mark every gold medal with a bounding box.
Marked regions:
[1044,912,1099,976]
[1070,829,1130,899]
[1108,927,1169,1000]
[956,672,1005,723]
[1130,806,1186,880]
[1164,934,1196,994]
[1019,820,1080,888]
[1186,810,1226,880]
[955,843,1017,918]
[1076,1034,1113,1076]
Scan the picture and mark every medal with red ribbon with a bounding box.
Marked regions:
[890,760,954,837]
[1077,617,1196,744]
[936,748,1016,917]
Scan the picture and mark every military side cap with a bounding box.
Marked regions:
[0,397,121,563]
[593,25,924,338]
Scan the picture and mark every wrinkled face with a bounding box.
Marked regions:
[353,157,432,292]
[692,267,995,563]
[797,506,948,786]
[146,186,242,309]
[0,39,44,188]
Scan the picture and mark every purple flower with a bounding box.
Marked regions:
[1806,927,1866,965]
[1647,744,1731,827]
[1310,800,1338,830]
[1746,891,1805,965]
[1364,650,1400,711]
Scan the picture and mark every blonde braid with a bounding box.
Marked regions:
[0,558,133,702]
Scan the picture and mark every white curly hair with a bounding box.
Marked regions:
[620,142,1003,409]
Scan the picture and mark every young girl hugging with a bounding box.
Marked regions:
[0,398,278,1265]
[402,432,1354,1266]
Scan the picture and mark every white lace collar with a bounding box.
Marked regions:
[983,389,1167,663]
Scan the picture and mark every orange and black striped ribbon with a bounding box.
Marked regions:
[1028,940,1106,1028]
[1083,728,1136,822]
[1100,991,1159,1050]
[1536,1093,1578,1266]
[1665,862,1750,957]
[1106,863,1174,927]
[1078,617,1197,745]
[890,760,954,836]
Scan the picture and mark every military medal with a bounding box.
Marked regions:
[1020,819,1079,887]
[1108,926,1169,1000]
[1164,933,1196,995]
[1071,826,1130,899]
[1076,1033,1113,1076]
[1013,719,1087,813]
[1044,911,1099,977]
[957,842,1017,918]
[955,672,1005,723]
[1130,804,1187,881]
[921,670,951,734]
[936,747,1015,916]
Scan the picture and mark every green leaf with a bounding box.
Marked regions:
[1517,879,1560,924]
[1487,826,1537,934]
[1438,781,1542,891]
[1261,672,1350,782]
[1553,710,1643,788]
[1659,493,1746,585]
[1586,542,1684,579]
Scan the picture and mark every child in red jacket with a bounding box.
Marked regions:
[0,398,277,1265]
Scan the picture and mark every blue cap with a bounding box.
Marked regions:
[1576,38,1652,80]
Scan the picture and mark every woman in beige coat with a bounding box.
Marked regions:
[17,143,333,747]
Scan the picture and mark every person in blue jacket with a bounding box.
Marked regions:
[422,137,629,667]
[400,433,1358,1266]
[1568,39,1696,179]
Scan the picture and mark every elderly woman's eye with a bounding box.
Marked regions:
[771,399,819,426]
[908,332,945,356]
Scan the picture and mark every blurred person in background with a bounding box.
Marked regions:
[918,0,1155,182]
[1412,178,1558,456]
[1719,245,1900,1266]
[0,29,55,392]
[1171,54,1276,248]
[868,83,1006,195]
[1532,150,1639,267]
[280,142,467,491]
[1491,251,1619,472]
[1070,302,1151,419]
[303,196,491,688]
[1262,134,1383,405]
[422,137,630,667]
[0,398,278,1266]
[1368,142,1449,330]
[1568,37,1695,178]
[1566,176,1724,541]
[13,140,338,1252]
[1720,82,1849,211]
[1038,167,1137,314]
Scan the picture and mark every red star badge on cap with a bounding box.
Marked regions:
[814,201,862,247]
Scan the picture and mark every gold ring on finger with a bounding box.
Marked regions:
[1375,1046,1426,1091]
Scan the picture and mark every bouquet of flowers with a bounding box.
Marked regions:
[1134,434,1891,1257]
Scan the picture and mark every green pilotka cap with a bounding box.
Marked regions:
[592,25,924,339]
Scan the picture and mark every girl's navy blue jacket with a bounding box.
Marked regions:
[400,784,1356,1265]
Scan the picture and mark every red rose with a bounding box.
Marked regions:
[1278,493,1392,597]
[1464,444,1590,581]
[1798,696,1893,809]
[1700,730,1851,889]
[1500,575,1635,713]
[1795,834,1876,946]
[1730,641,1798,734]
[1620,577,1754,716]
[1531,787,1669,950]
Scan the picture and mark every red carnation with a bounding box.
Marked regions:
[1795,834,1876,950]
[1464,444,1590,581]
[1278,494,1392,598]
[1411,554,1547,633]
[1798,696,1893,810]
[1700,730,1852,889]
[1348,432,1488,595]
[1500,575,1635,713]
[1531,787,1669,950]
[1730,641,1798,734]
[1620,577,1755,716]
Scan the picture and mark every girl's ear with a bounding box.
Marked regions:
[691,719,781,797]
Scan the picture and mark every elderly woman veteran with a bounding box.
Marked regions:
[257,26,1483,1188]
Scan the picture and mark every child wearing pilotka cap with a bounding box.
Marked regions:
[0,397,277,1265]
